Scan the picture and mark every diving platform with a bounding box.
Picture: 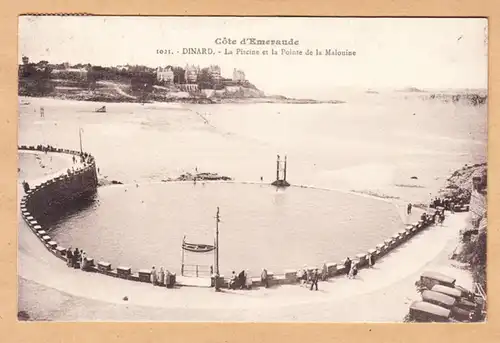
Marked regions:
[271,154,290,188]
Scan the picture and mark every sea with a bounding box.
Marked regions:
[18,89,487,277]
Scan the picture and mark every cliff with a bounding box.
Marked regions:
[445,162,487,290]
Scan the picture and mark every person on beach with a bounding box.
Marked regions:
[66,248,73,267]
[344,258,352,278]
[261,268,269,288]
[450,202,455,214]
[407,203,412,215]
[260,176,263,182]
[310,269,319,291]
[158,267,165,286]
[151,266,158,286]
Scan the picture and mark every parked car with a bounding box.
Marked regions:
[417,271,456,291]
[407,301,455,322]
[421,290,474,322]
[431,285,479,312]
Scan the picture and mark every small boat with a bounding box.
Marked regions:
[182,241,215,253]
[95,106,107,113]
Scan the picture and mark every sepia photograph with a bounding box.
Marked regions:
[17,16,488,322]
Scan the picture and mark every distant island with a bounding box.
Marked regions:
[17,57,343,105]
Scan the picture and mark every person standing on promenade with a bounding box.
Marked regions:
[229,271,237,289]
[407,203,412,215]
[367,253,374,268]
[261,268,269,288]
[238,270,246,289]
[344,257,352,278]
[158,267,165,286]
[321,262,328,281]
[245,270,252,290]
[439,212,445,226]
[66,248,73,267]
[351,263,358,279]
[310,269,319,291]
[73,248,80,269]
[151,266,158,286]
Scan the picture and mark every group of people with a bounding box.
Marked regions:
[297,267,321,290]
[420,211,445,226]
[229,270,253,290]
[430,196,468,213]
[66,247,91,271]
[150,266,174,288]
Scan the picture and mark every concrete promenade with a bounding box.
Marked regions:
[17,151,473,322]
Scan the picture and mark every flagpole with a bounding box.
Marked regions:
[79,127,83,154]
[215,207,220,291]
[181,235,185,276]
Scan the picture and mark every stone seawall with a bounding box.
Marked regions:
[18,145,447,290]
[244,209,445,289]
[19,145,97,256]
[18,145,177,286]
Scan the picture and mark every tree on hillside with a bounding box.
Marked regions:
[197,68,214,89]
[173,67,185,84]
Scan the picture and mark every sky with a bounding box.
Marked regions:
[18,16,488,98]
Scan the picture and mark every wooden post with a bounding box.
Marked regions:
[284,155,287,181]
[276,155,280,181]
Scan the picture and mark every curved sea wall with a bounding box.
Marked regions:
[19,145,447,289]
[19,145,177,285]
[19,145,97,259]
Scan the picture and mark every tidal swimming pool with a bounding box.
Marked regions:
[50,182,406,277]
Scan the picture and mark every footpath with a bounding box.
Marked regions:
[17,151,473,322]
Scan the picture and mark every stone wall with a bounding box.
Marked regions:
[18,144,445,290]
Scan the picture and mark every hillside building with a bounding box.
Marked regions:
[233,68,246,82]
[209,65,222,83]
[156,66,175,83]
[185,64,200,83]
